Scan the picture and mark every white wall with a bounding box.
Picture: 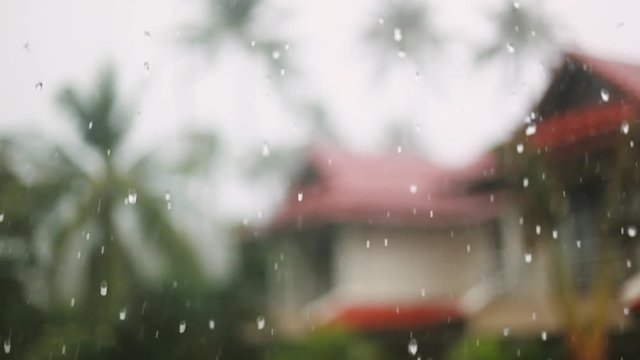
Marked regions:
[333,223,498,304]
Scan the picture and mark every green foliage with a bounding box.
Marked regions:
[477,1,555,63]
[448,335,566,360]
[269,328,383,360]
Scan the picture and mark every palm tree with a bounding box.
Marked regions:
[501,124,637,360]
[477,1,556,68]
[364,0,439,72]
[184,0,290,77]
[0,68,220,359]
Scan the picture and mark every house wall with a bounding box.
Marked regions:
[332,223,499,303]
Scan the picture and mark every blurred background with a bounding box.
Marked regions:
[1,0,640,359]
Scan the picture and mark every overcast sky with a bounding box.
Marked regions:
[0,0,639,225]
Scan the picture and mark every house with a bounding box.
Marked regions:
[471,50,640,351]
[251,144,503,356]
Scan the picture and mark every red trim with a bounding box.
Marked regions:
[326,302,462,331]
[532,103,637,149]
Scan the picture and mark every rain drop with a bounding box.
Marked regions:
[35,82,43,91]
[143,61,150,74]
[262,142,270,157]
[408,338,418,356]
[600,88,610,102]
[209,319,215,330]
[3,338,9,354]
[70,298,75,307]
[100,281,108,296]
[88,121,93,129]
[397,145,403,154]
[516,143,524,153]
[522,177,529,188]
[628,226,637,238]
[409,184,418,194]
[525,124,537,136]
[165,191,171,201]
[627,259,632,268]
[127,189,138,205]
[257,316,266,330]
[541,331,547,341]
[297,192,304,202]
[0,213,4,222]
[503,327,510,337]
[384,238,389,247]
[624,307,630,316]
[179,320,187,333]
[272,51,281,60]
[119,308,127,320]
[621,122,630,134]
[393,28,403,42]
[524,252,532,263]
[506,43,515,54]
[366,240,371,249]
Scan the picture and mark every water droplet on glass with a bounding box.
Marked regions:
[522,177,529,188]
[466,244,471,253]
[421,288,426,297]
[552,229,558,239]
[384,238,388,247]
[506,43,515,54]
[297,192,303,202]
[624,307,630,316]
[576,240,581,248]
[541,331,547,341]
[397,145,403,154]
[621,122,630,134]
[393,28,403,42]
[503,327,510,336]
[525,124,537,136]
[600,88,610,102]
[88,121,93,129]
[209,319,215,330]
[280,68,286,76]
[3,338,10,354]
[627,259,632,268]
[513,1,520,9]
[178,320,187,333]
[250,40,256,47]
[127,189,138,205]
[144,30,152,37]
[398,51,406,58]
[535,225,541,235]
[100,281,108,296]
[628,226,637,238]
[408,338,418,356]
[119,308,127,320]
[409,184,418,194]
[366,240,371,249]
[378,18,384,25]
[516,143,524,153]
[524,252,532,263]
[23,42,30,52]
[262,142,270,157]
[35,82,43,91]
[272,51,281,60]
[0,213,4,223]
[257,316,266,330]
[143,61,150,74]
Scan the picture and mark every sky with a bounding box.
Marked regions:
[0,0,639,273]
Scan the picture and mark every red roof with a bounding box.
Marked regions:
[529,51,640,151]
[268,145,501,230]
[323,301,462,331]
[568,51,640,101]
